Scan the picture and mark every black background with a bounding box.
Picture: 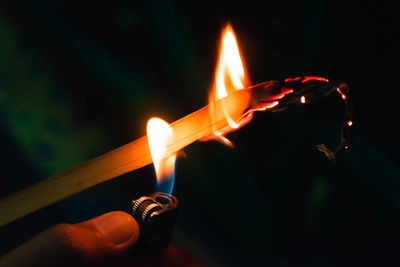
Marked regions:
[0,0,399,265]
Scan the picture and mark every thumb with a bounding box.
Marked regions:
[0,211,139,266]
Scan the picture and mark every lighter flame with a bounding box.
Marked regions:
[147,118,177,194]
[208,24,250,144]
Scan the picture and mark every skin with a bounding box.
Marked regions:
[0,211,202,267]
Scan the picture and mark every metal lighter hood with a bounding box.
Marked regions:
[130,192,178,249]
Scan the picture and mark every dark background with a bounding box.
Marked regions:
[0,0,399,265]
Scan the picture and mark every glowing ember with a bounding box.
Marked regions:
[300,96,306,103]
[347,120,353,126]
[301,76,329,83]
[284,77,302,82]
[337,88,346,100]
[147,118,177,195]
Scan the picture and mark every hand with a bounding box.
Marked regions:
[0,211,202,266]
[0,211,139,266]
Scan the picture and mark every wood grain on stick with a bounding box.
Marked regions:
[0,89,251,227]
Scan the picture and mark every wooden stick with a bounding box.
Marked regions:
[0,89,253,227]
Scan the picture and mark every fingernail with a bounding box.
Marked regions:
[94,212,138,245]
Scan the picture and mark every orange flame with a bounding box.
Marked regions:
[147,118,177,190]
[214,24,249,100]
[208,24,250,145]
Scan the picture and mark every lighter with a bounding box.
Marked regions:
[130,192,178,250]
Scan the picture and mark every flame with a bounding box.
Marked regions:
[208,24,250,144]
[214,24,248,100]
[147,118,177,195]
